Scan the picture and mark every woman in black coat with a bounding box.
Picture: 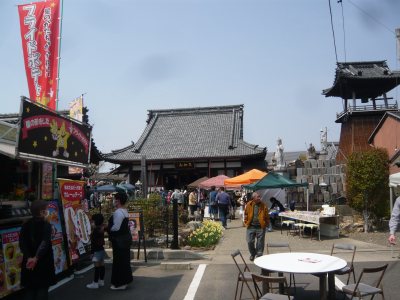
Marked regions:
[108,192,133,290]
[19,200,56,300]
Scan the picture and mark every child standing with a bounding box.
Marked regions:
[86,213,106,289]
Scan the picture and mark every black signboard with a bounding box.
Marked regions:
[17,98,91,167]
[175,161,194,169]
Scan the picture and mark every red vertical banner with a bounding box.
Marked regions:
[18,0,60,110]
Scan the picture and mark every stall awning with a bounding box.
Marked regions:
[199,175,234,189]
[224,169,267,187]
[0,120,17,158]
[244,172,308,190]
[389,172,400,187]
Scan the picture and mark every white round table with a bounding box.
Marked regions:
[254,252,347,300]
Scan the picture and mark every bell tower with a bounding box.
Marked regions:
[323,61,400,162]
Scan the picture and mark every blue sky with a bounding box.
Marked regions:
[1,0,399,159]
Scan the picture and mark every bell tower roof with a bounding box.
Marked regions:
[322,60,400,100]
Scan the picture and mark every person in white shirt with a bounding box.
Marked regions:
[108,192,133,290]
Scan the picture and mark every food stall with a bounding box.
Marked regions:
[0,98,94,298]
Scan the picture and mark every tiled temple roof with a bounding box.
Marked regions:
[104,105,266,162]
[323,61,400,99]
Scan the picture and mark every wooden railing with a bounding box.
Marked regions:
[336,103,398,119]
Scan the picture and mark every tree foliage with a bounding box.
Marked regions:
[346,148,390,220]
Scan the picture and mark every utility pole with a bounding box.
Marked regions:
[170,196,179,249]
[396,28,400,62]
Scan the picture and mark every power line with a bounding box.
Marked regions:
[328,0,339,63]
[339,0,347,62]
[347,0,396,36]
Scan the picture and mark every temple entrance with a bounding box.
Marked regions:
[164,170,207,191]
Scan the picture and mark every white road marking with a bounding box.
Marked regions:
[49,275,74,292]
[183,264,207,300]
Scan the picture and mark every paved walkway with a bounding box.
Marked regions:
[9,217,398,300]
[153,217,398,265]
[205,218,397,263]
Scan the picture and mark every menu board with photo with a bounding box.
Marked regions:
[0,227,22,298]
[128,212,140,242]
[58,179,91,264]
[47,201,68,274]
[127,210,147,262]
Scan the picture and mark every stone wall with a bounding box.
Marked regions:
[295,159,346,206]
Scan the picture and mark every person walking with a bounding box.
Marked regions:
[244,192,270,261]
[188,189,197,216]
[216,187,231,229]
[86,213,106,289]
[171,189,182,206]
[108,192,133,290]
[388,196,400,245]
[208,186,218,220]
[19,200,56,300]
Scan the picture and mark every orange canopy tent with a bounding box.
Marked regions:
[223,169,267,187]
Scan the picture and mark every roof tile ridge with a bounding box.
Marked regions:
[228,108,236,149]
[103,143,136,156]
[338,60,386,66]
[239,140,266,152]
[147,104,244,116]
[132,114,158,153]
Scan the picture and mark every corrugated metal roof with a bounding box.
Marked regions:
[104,105,266,162]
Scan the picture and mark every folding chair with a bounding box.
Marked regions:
[313,243,357,292]
[331,243,357,285]
[341,264,388,300]
[251,273,294,300]
[231,249,256,300]
[266,242,292,255]
[266,243,296,293]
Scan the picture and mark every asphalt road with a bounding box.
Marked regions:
[12,217,400,300]
[42,259,398,300]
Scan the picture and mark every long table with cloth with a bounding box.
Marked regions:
[279,211,339,240]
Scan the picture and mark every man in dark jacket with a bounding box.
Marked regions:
[216,187,231,229]
[20,200,56,300]
[208,186,218,220]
